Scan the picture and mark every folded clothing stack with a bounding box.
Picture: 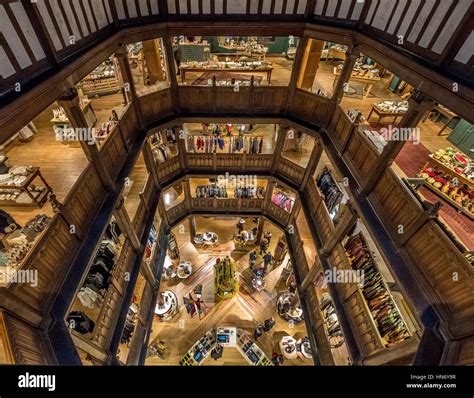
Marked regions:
[375,100,408,113]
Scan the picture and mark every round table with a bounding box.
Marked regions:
[279,336,298,360]
[252,275,266,291]
[177,261,192,279]
[154,291,178,321]
[194,232,218,246]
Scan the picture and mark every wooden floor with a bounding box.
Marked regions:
[145,216,313,366]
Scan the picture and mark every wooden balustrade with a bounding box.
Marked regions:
[288,89,331,126]
[157,156,181,184]
[267,201,291,226]
[277,157,305,185]
[369,168,425,240]
[0,310,51,364]
[133,202,148,240]
[101,125,129,181]
[178,86,289,115]
[166,202,187,225]
[313,201,335,244]
[403,220,474,338]
[328,105,356,153]
[342,129,380,188]
[185,153,273,172]
[118,105,139,147]
[139,89,173,124]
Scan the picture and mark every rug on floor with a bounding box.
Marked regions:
[394,140,431,177]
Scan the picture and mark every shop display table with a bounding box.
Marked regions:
[251,275,266,291]
[154,290,178,321]
[367,102,407,123]
[279,336,298,359]
[0,167,51,208]
[423,104,460,136]
[180,63,273,84]
[194,232,218,247]
[180,326,272,366]
[333,67,380,99]
[277,292,304,325]
[176,261,192,279]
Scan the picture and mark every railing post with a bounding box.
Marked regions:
[162,35,181,113]
[299,137,323,190]
[115,46,145,127]
[114,195,141,252]
[271,125,289,174]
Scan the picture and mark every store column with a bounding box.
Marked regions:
[359,89,434,196]
[325,46,359,124]
[271,125,290,173]
[57,88,115,193]
[296,38,325,91]
[142,39,165,83]
[300,137,323,190]
[162,36,180,112]
[301,257,323,299]
[183,176,192,211]
[286,37,309,109]
[115,46,144,126]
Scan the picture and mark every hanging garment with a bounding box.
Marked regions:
[243,137,249,153]
[258,138,263,154]
[67,311,95,334]
[78,286,101,309]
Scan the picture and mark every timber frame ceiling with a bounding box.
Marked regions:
[0,0,473,105]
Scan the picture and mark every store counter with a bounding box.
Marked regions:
[180,326,272,366]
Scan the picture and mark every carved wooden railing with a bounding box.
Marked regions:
[166,201,188,225]
[118,105,140,147]
[178,86,288,115]
[288,89,331,127]
[139,88,173,124]
[190,197,265,213]
[101,124,129,181]
[186,153,273,172]
[327,105,356,153]
[277,157,305,185]
[342,128,380,188]
[267,201,291,226]
[157,155,181,184]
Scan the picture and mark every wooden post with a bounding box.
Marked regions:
[57,89,115,193]
[285,37,309,112]
[271,125,290,173]
[142,39,164,83]
[115,46,144,126]
[296,38,325,91]
[183,176,192,211]
[175,124,187,170]
[162,35,180,113]
[142,138,161,188]
[189,216,197,242]
[300,137,323,190]
[359,89,434,196]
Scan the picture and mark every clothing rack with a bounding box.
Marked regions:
[344,232,411,347]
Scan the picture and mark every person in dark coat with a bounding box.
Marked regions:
[173,42,182,75]
[253,325,264,340]
[263,317,275,332]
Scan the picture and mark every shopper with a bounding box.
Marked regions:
[271,352,284,366]
[173,41,182,75]
[253,325,264,340]
[264,230,272,243]
[236,218,245,233]
[263,317,275,332]
[211,344,223,360]
[249,251,257,268]
[263,252,273,270]
[259,238,268,255]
